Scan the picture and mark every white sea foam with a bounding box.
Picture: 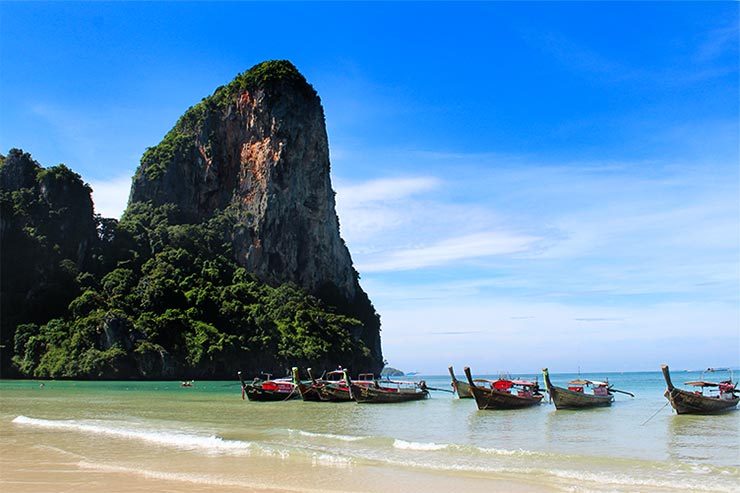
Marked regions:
[393,439,449,451]
[297,430,368,442]
[13,415,252,455]
[545,468,737,492]
[310,452,353,468]
[474,445,539,457]
[391,438,539,458]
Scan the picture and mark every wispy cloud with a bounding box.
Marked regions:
[89,175,132,219]
[337,176,439,206]
[336,146,738,315]
[694,23,739,63]
[358,231,540,272]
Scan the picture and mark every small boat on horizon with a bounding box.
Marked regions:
[464,367,543,410]
[661,364,739,415]
[542,368,633,410]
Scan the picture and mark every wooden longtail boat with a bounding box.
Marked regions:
[308,369,376,402]
[238,371,299,401]
[464,367,543,410]
[661,364,739,415]
[292,367,322,402]
[345,371,429,403]
[448,366,473,398]
[542,368,623,409]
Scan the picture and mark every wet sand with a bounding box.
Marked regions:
[0,420,549,493]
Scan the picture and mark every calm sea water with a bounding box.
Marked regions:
[1,370,738,492]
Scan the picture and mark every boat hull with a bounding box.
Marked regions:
[317,384,353,402]
[542,368,613,409]
[464,367,543,410]
[246,386,299,401]
[349,384,429,403]
[548,386,613,409]
[448,366,473,398]
[661,364,739,415]
[455,380,474,399]
[469,385,543,410]
[664,388,739,415]
[297,382,322,402]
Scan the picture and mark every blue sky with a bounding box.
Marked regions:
[1,2,738,373]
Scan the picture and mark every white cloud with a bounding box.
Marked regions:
[89,175,132,219]
[337,176,439,206]
[358,231,540,272]
[335,175,538,271]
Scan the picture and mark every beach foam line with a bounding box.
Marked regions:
[393,439,449,451]
[392,438,544,458]
[13,416,252,455]
[296,430,369,442]
[543,467,738,493]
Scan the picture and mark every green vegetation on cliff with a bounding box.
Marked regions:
[138,60,315,182]
[0,149,103,375]
[2,149,375,379]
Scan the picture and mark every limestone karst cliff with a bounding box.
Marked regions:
[3,62,383,379]
[128,60,382,369]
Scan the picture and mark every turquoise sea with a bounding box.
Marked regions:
[1,370,738,492]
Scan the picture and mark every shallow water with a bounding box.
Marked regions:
[1,371,738,492]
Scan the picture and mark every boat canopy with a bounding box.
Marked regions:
[511,379,537,387]
[684,381,720,387]
[569,379,608,387]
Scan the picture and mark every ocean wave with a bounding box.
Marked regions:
[392,439,449,451]
[544,467,738,493]
[473,445,539,457]
[392,438,544,458]
[296,430,369,442]
[13,415,252,455]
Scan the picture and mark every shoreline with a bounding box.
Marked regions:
[2,375,737,493]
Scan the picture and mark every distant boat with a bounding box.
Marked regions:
[464,367,543,410]
[448,365,474,398]
[345,371,429,403]
[180,380,193,388]
[542,368,633,409]
[238,371,299,401]
[661,364,739,415]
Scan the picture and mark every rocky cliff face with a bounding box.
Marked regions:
[128,61,382,366]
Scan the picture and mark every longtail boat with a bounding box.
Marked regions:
[300,369,377,402]
[238,371,299,401]
[448,366,473,398]
[345,370,429,403]
[464,367,543,410]
[292,367,322,402]
[541,368,633,409]
[661,364,739,415]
